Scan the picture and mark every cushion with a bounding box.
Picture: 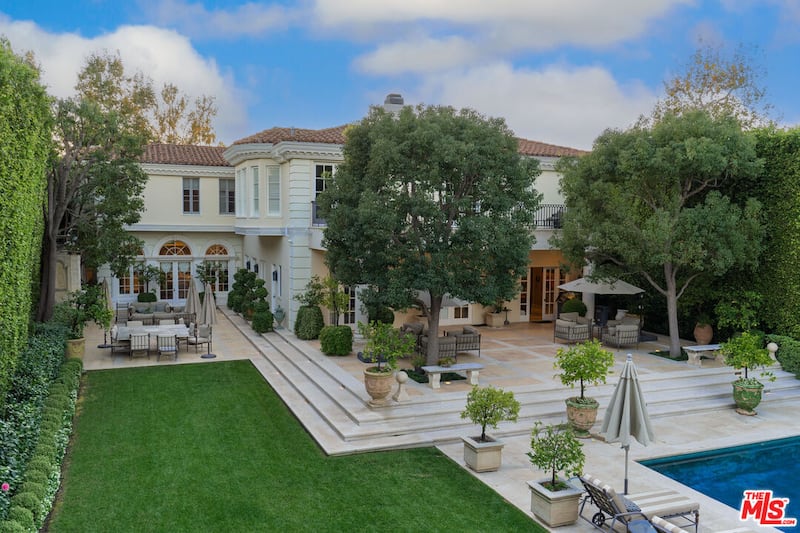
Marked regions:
[575,316,591,325]
[617,324,639,333]
[154,302,168,312]
[559,312,580,322]
[615,309,627,320]
[607,326,617,335]
[463,326,478,335]
[556,319,574,328]
[132,303,153,314]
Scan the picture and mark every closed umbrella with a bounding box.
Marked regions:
[558,277,644,295]
[185,278,201,321]
[98,278,113,348]
[601,354,655,494]
[200,282,217,326]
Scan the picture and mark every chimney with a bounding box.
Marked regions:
[383,93,404,114]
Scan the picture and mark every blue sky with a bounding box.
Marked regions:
[2,1,798,149]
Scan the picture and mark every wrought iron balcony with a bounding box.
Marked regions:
[535,204,565,229]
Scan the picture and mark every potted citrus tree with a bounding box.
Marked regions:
[358,321,416,407]
[459,385,520,472]
[53,285,113,359]
[527,422,585,527]
[720,331,775,415]
[554,339,614,437]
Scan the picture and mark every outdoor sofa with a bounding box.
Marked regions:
[125,301,190,325]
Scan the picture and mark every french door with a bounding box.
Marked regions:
[159,261,192,302]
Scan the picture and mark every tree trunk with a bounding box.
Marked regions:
[37,232,58,323]
[664,264,682,359]
[426,293,443,366]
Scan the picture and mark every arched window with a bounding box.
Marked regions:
[159,240,191,256]
[206,244,228,256]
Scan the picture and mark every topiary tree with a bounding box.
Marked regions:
[527,422,585,491]
[554,340,614,405]
[560,298,587,317]
[460,385,520,442]
[319,325,353,356]
[294,306,324,340]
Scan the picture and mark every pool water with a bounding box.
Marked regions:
[640,436,800,532]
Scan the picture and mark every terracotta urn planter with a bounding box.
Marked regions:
[528,479,583,527]
[363,368,395,407]
[565,397,598,438]
[462,435,505,472]
[693,323,713,345]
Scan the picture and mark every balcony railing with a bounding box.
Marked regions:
[534,204,565,229]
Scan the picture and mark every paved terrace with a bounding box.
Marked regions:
[81,310,800,532]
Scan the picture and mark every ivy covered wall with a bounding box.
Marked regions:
[0,41,52,400]
[752,128,800,335]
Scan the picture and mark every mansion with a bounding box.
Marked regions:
[98,96,585,331]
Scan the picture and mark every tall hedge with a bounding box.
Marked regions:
[0,40,53,401]
[751,128,800,335]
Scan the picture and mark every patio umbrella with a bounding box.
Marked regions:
[200,282,217,326]
[601,354,655,494]
[185,278,201,321]
[558,277,644,295]
[98,278,113,348]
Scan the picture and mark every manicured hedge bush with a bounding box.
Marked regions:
[294,305,324,340]
[561,298,587,316]
[137,292,157,303]
[0,41,53,404]
[765,334,800,378]
[319,326,353,356]
[252,310,274,334]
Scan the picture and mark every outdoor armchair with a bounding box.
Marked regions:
[188,324,212,353]
[554,318,590,344]
[602,324,640,349]
[129,332,150,359]
[445,326,481,357]
[156,334,178,361]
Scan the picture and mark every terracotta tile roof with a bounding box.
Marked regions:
[232,125,349,146]
[142,144,231,167]
[516,138,588,157]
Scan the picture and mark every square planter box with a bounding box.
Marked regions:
[462,435,504,472]
[528,479,582,527]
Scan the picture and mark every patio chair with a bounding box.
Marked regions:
[156,334,178,361]
[129,332,150,359]
[188,324,212,353]
[554,318,590,344]
[602,324,640,349]
[109,325,130,356]
[579,474,698,532]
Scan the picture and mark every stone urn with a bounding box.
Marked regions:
[363,368,395,407]
[565,397,599,438]
[66,338,86,360]
[693,323,713,345]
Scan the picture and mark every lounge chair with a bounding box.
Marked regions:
[579,474,699,532]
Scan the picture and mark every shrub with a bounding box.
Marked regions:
[295,305,324,340]
[765,334,800,377]
[137,291,157,303]
[251,311,274,334]
[6,506,34,530]
[555,340,614,404]
[319,326,353,356]
[560,298,587,316]
[1,516,31,532]
[10,493,38,522]
[226,291,243,313]
[367,304,395,325]
[460,385,520,442]
[527,422,585,491]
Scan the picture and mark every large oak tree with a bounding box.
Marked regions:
[318,105,541,364]
[555,111,764,358]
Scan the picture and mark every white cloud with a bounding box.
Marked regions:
[0,15,247,144]
[142,0,293,39]
[354,36,484,75]
[413,62,658,150]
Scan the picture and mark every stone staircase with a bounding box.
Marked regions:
[226,309,800,456]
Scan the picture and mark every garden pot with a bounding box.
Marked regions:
[363,368,395,407]
[528,479,582,527]
[462,435,504,472]
[732,380,764,416]
[693,323,713,345]
[485,312,505,328]
[565,397,599,438]
[66,338,86,360]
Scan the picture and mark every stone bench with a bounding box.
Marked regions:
[684,344,722,366]
[420,363,484,389]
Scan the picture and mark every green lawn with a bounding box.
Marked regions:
[49,361,545,532]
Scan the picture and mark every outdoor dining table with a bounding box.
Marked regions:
[117,324,191,342]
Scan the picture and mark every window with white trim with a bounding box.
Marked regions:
[267,166,280,215]
[219,179,235,215]
[183,178,199,214]
[454,305,469,319]
[315,164,334,197]
[251,166,259,216]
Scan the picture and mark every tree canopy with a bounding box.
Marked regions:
[318,104,541,364]
[555,110,764,357]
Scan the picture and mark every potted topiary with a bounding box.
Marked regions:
[720,331,776,415]
[527,422,586,527]
[560,297,587,317]
[459,385,520,472]
[484,299,507,328]
[554,339,615,437]
[358,321,416,407]
[53,285,113,359]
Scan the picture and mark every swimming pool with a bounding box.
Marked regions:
[640,436,800,531]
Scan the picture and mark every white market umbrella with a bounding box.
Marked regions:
[185,278,201,321]
[601,354,655,494]
[98,278,113,348]
[558,277,644,295]
[200,282,217,326]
